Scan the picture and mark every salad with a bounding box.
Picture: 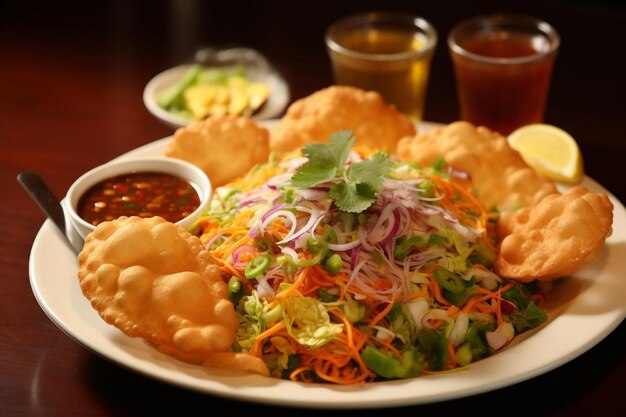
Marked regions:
[192,131,549,384]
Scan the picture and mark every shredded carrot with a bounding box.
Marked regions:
[463,281,515,314]
[446,341,457,370]
[426,174,497,252]
[428,273,451,307]
[249,323,287,357]
[368,300,395,327]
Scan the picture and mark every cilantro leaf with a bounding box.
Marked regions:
[291,131,354,188]
[348,152,392,190]
[290,161,338,188]
[291,131,392,213]
[329,182,377,213]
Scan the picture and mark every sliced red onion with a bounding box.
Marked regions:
[417,204,445,216]
[372,326,395,342]
[469,268,502,291]
[266,172,293,190]
[261,209,298,240]
[346,259,367,293]
[448,313,469,346]
[280,246,299,262]
[293,233,309,250]
[231,245,258,266]
[367,203,399,244]
[281,156,309,170]
[297,188,328,201]
[407,298,429,330]
[327,240,361,252]
[421,309,449,328]
[378,210,401,246]
[500,299,517,316]
[349,246,361,270]
[486,322,514,350]
[261,203,288,222]
[204,232,223,249]
[415,194,446,202]
[358,224,375,251]
[256,274,276,298]
[277,205,323,245]
[247,220,261,238]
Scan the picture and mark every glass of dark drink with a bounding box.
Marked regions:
[448,14,560,135]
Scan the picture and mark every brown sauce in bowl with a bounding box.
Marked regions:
[77,172,200,226]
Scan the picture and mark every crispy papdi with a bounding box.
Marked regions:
[397,121,558,211]
[495,187,613,282]
[77,216,268,375]
[166,115,270,187]
[270,86,415,156]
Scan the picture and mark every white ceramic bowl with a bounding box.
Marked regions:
[65,157,212,239]
[143,64,290,130]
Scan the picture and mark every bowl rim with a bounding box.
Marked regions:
[65,156,212,236]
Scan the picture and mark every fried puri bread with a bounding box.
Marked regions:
[397,121,558,211]
[166,115,270,187]
[77,216,268,375]
[495,187,613,282]
[269,86,415,156]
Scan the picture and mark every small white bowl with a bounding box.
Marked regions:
[143,64,290,130]
[65,157,212,239]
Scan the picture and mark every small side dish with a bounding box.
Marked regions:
[65,157,212,238]
[76,171,201,226]
[143,62,290,129]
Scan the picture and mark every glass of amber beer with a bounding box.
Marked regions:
[325,12,438,120]
[448,14,560,135]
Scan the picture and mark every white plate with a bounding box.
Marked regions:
[29,121,626,408]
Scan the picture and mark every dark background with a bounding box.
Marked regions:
[1,1,625,416]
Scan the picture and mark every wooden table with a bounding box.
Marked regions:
[2,1,625,415]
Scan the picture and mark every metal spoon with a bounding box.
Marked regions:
[17,171,82,254]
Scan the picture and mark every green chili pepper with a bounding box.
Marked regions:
[338,211,356,232]
[417,179,436,198]
[442,286,478,307]
[465,321,495,361]
[292,238,327,267]
[324,253,343,273]
[393,235,427,260]
[417,328,448,371]
[281,354,301,379]
[318,288,339,303]
[343,297,366,323]
[306,236,325,254]
[275,238,329,269]
[244,253,271,279]
[456,342,473,366]
[433,268,465,294]
[255,237,274,252]
[361,347,421,379]
[428,233,448,246]
[323,226,338,244]
[227,276,244,304]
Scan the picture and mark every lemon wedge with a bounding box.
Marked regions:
[507,123,584,184]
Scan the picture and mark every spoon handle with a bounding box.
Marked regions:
[17,171,79,254]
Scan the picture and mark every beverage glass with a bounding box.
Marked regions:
[448,14,560,135]
[325,12,438,120]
